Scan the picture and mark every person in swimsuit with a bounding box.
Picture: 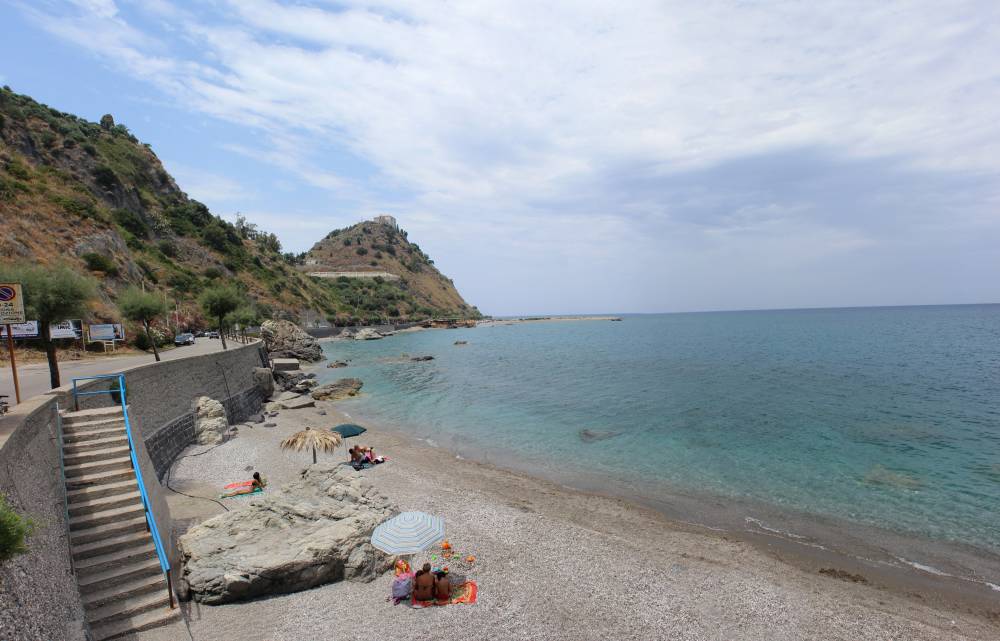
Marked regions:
[434,570,451,602]
[413,563,435,601]
[221,472,266,497]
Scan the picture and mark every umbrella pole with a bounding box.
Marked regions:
[312,446,317,464]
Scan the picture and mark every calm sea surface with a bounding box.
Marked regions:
[318,306,1000,559]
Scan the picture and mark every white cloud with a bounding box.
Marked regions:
[15,0,1000,312]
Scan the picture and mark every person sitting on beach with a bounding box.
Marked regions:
[434,569,451,602]
[413,563,435,601]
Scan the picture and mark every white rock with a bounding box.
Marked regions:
[192,396,227,445]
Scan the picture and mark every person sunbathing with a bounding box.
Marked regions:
[221,472,266,497]
[434,570,451,602]
[413,563,435,601]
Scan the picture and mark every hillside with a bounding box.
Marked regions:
[0,86,478,330]
[304,219,478,320]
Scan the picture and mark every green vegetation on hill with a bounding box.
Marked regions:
[0,86,478,332]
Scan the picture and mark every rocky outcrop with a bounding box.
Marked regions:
[252,367,275,398]
[327,360,349,368]
[192,397,227,445]
[311,379,363,401]
[177,464,396,604]
[273,369,316,393]
[261,320,323,362]
[353,328,384,341]
[410,355,434,362]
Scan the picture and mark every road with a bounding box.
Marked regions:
[0,339,227,407]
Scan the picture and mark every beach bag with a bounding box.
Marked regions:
[392,573,413,600]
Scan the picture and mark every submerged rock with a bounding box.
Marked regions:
[261,320,323,362]
[177,464,396,604]
[192,397,227,445]
[454,340,468,346]
[311,378,364,401]
[410,355,435,361]
[578,429,621,443]
[327,360,350,368]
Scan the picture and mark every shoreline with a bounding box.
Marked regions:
[336,400,1000,620]
[151,395,1000,640]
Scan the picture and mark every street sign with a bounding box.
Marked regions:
[0,283,25,324]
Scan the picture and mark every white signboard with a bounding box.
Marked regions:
[0,321,39,338]
[50,320,83,340]
[0,283,25,324]
[89,323,125,341]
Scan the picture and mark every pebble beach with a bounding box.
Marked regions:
[127,394,1000,641]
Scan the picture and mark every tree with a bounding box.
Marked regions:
[199,285,240,350]
[0,264,96,389]
[119,287,168,362]
[226,306,259,343]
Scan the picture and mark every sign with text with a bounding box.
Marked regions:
[0,321,39,339]
[89,323,125,341]
[50,320,83,340]
[0,283,25,324]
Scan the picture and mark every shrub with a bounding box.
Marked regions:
[54,195,99,220]
[342,238,352,246]
[355,247,368,256]
[4,159,30,180]
[81,252,118,275]
[0,494,33,564]
[157,239,178,258]
[112,208,149,238]
[92,166,119,191]
[203,267,222,280]
[167,272,196,292]
[202,224,229,251]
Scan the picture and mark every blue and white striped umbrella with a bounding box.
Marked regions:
[370,511,445,555]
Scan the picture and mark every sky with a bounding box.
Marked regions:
[1,1,999,315]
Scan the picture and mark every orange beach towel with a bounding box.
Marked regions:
[411,581,478,608]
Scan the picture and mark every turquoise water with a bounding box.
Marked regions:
[319,306,1000,558]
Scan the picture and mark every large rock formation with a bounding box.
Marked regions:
[261,320,323,362]
[353,327,384,341]
[311,378,363,401]
[192,397,227,445]
[177,464,396,604]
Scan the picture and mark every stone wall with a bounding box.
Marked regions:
[0,397,86,641]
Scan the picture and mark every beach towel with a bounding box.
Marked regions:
[223,480,254,490]
[410,581,477,608]
[219,487,263,499]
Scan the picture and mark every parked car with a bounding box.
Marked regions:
[207,330,220,339]
[195,331,207,338]
[174,332,195,346]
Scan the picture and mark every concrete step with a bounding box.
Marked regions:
[61,406,124,424]
[65,467,135,491]
[77,557,161,594]
[71,516,148,545]
[88,606,180,641]
[86,590,172,628]
[76,544,157,577]
[67,479,138,504]
[64,433,129,455]
[64,445,132,467]
[63,425,126,445]
[64,456,132,479]
[70,504,146,532]
[68,490,142,518]
[72,530,152,561]
[82,573,167,609]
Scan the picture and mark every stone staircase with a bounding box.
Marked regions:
[61,406,179,640]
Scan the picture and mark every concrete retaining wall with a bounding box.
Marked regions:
[0,341,269,640]
[0,397,86,641]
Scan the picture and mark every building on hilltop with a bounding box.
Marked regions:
[372,214,398,229]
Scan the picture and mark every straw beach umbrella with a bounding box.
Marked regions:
[280,427,342,464]
[371,511,446,555]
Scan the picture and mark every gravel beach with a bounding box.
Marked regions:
[130,399,1000,641]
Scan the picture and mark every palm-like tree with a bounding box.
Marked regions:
[280,427,343,464]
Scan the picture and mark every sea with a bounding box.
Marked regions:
[317,305,1000,589]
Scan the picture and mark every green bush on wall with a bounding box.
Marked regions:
[0,493,33,564]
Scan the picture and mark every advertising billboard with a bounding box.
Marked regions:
[89,324,126,341]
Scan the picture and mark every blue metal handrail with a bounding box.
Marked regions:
[71,374,174,607]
